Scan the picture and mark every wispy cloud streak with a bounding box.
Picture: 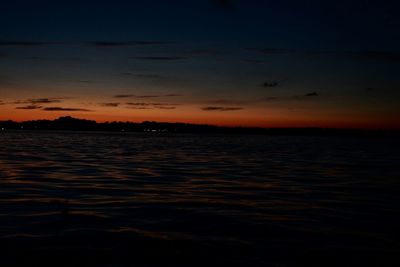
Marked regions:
[99,103,120,107]
[16,105,43,110]
[43,107,92,112]
[89,41,174,47]
[133,56,187,61]
[114,94,182,99]
[126,102,180,110]
[201,106,243,111]
[18,98,64,104]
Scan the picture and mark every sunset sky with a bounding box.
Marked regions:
[1,0,399,128]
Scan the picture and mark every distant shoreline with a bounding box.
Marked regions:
[1,116,398,136]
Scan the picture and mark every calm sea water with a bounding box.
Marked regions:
[0,131,399,266]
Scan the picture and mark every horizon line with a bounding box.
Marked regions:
[1,116,399,131]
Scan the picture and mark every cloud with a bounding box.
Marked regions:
[89,41,174,47]
[121,72,187,85]
[16,105,43,110]
[201,106,243,111]
[208,99,247,105]
[29,98,63,104]
[126,102,180,106]
[23,56,56,61]
[264,97,279,101]
[126,102,180,110]
[205,93,318,107]
[157,106,176,110]
[126,106,153,110]
[280,93,320,101]
[247,48,295,54]
[0,41,64,46]
[0,40,175,49]
[134,95,162,99]
[42,107,92,112]
[207,97,281,105]
[114,94,134,98]
[121,73,162,79]
[114,94,182,99]
[263,81,279,87]
[23,56,86,62]
[14,98,64,104]
[180,49,223,57]
[302,50,400,63]
[164,94,182,97]
[203,93,320,107]
[125,102,152,106]
[258,94,319,102]
[133,56,187,61]
[304,92,319,97]
[100,103,120,107]
[115,94,159,99]
[247,47,400,63]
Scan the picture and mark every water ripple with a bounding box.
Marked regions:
[1,131,400,266]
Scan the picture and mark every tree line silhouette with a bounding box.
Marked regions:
[0,116,398,136]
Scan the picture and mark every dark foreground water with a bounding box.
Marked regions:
[0,131,399,267]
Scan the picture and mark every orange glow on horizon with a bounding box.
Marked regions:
[2,104,399,130]
[1,92,399,129]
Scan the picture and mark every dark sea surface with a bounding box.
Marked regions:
[0,131,399,267]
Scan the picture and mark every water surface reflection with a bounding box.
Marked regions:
[0,131,399,266]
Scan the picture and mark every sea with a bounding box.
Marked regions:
[0,131,399,266]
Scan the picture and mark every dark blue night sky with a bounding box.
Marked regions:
[1,0,399,128]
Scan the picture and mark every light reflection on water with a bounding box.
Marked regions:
[0,131,399,266]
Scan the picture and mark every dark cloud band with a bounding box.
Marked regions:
[43,107,92,112]
[202,106,243,111]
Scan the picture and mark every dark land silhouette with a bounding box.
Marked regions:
[0,116,398,136]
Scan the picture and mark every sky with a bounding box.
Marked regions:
[0,0,399,128]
